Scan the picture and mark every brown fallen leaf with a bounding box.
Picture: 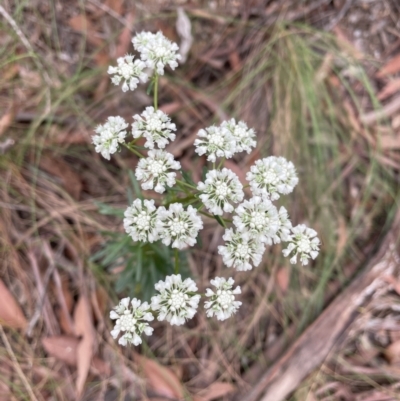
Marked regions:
[105,0,123,14]
[384,340,400,365]
[55,275,74,335]
[136,354,184,399]
[196,382,236,401]
[275,267,290,293]
[376,54,400,78]
[378,133,400,150]
[39,153,82,199]
[0,105,17,137]
[68,15,103,47]
[0,279,27,330]
[42,335,110,375]
[74,296,96,397]
[377,78,400,101]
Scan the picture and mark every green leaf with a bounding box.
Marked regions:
[213,214,226,228]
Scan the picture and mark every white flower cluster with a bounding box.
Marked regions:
[194,119,256,162]
[93,31,181,173]
[110,297,154,346]
[132,31,181,75]
[108,55,148,92]
[99,30,321,347]
[151,274,200,326]
[92,116,128,160]
[132,106,176,149]
[110,274,242,345]
[135,150,181,193]
[197,168,244,215]
[205,277,242,321]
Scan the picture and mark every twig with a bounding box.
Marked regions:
[240,212,400,401]
[0,325,40,401]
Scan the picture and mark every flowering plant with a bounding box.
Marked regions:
[93,30,320,346]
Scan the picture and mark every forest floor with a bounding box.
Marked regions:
[1,1,400,400]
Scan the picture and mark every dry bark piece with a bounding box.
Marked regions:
[0,279,27,330]
[239,212,400,401]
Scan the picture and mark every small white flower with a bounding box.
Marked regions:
[276,206,292,243]
[132,106,176,149]
[246,156,299,200]
[151,274,200,326]
[158,203,203,249]
[135,150,181,193]
[218,228,265,271]
[221,119,256,154]
[194,125,235,162]
[197,168,244,215]
[205,277,242,321]
[92,116,128,160]
[110,297,154,346]
[132,31,181,75]
[107,55,148,92]
[233,196,280,244]
[282,224,320,265]
[123,199,163,243]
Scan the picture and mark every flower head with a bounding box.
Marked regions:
[110,297,154,346]
[123,199,163,243]
[194,126,235,162]
[205,277,241,321]
[282,224,320,265]
[151,274,200,326]
[92,116,128,160]
[233,196,280,244]
[246,156,299,200]
[132,31,181,75]
[135,150,181,193]
[218,228,265,271]
[107,55,148,92]
[276,206,292,243]
[158,203,203,249]
[221,119,256,154]
[197,168,244,215]
[132,106,176,149]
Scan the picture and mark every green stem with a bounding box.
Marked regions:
[123,143,144,158]
[174,248,179,274]
[217,157,225,169]
[176,179,197,191]
[129,137,141,146]
[153,74,159,110]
